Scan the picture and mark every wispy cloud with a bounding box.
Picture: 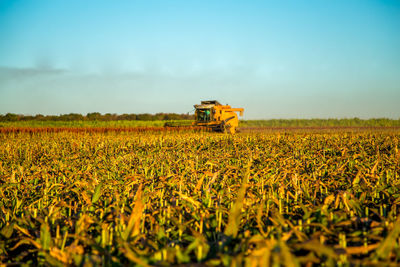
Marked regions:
[0,66,66,80]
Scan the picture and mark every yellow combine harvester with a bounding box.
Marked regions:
[193,100,244,133]
[165,100,244,133]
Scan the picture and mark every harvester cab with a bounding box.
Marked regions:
[193,100,244,134]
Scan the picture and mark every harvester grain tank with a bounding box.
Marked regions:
[193,100,244,133]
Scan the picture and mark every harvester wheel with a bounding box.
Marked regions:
[219,122,226,133]
[221,123,235,134]
[225,124,236,134]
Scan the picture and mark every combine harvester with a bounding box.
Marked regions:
[165,100,244,134]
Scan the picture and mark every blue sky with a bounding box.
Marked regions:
[0,0,399,119]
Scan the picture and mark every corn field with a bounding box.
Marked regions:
[0,130,399,266]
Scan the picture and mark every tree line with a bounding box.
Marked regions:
[1,113,400,127]
[0,112,194,122]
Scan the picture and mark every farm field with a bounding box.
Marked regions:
[1,118,400,129]
[1,129,400,266]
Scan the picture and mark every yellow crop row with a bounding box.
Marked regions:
[0,130,399,265]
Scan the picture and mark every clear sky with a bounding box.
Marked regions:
[0,0,399,119]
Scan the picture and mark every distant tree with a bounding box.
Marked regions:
[4,113,19,121]
[136,113,153,121]
[87,112,102,121]
[103,113,117,121]
[34,114,44,120]
[19,115,33,121]
[58,113,84,121]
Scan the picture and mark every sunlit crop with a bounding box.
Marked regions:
[0,130,399,266]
